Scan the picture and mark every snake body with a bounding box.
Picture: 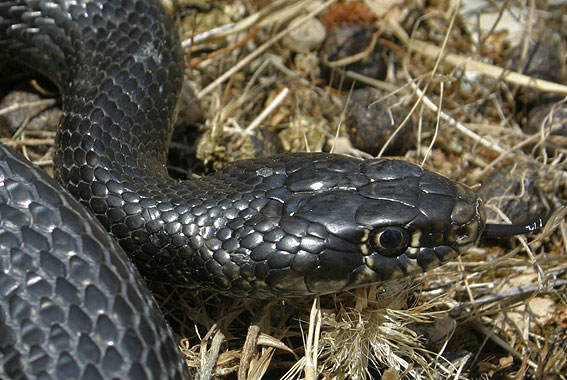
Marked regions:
[0,0,486,378]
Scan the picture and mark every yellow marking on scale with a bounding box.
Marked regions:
[411,231,422,247]
[407,247,418,255]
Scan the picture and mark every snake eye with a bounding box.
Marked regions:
[369,227,409,257]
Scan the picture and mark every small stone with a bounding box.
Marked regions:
[508,31,566,107]
[283,17,327,53]
[0,85,59,134]
[479,162,552,222]
[345,88,413,156]
[526,102,567,136]
[320,25,387,90]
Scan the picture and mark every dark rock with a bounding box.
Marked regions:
[345,88,414,155]
[320,25,387,90]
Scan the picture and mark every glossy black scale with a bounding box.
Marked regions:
[0,146,189,379]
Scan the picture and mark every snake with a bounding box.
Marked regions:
[0,0,543,378]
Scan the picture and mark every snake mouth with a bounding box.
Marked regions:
[362,245,459,281]
[337,244,456,292]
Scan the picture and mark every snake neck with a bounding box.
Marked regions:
[53,0,184,171]
[1,0,191,276]
[50,1,199,284]
[1,0,183,169]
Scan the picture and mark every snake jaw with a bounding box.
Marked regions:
[450,184,487,249]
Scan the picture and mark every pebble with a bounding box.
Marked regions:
[479,162,551,222]
[320,25,386,90]
[526,102,567,136]
[509,32,566,107]
[345,88,413,156]
[283,17,327,53]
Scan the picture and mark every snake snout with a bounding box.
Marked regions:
[449,184,486,250]
[345,169,487,290]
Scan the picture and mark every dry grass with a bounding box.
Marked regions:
[1,0,566,379]
[172,1,567,378]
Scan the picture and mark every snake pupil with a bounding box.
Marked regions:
[380,229,403,248]
[369,227,409,257]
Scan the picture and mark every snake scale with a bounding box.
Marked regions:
[0,0,541,378]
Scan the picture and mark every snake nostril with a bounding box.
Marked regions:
[455,225,470,240]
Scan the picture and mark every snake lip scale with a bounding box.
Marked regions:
[0,0,542,378]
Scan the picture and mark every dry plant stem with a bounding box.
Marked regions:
[29,79,58,96]
[180,0,292,48]
[329,81,355,154]
[516,355,529,380]
[261,55,310,86]
[388,10,567,173]
[200,328,226,380]
[375,77,422,158]
[392,2,567,97]
[186,0,324,48]
[395,4,509,158]
[342,69,398,92]
[471,320,538,370]
[243,59,272,96]
[538,340,567,380]
[478,0,513,46]
[35,147,53,166]
[378,1,460,158]
[0,98,56,117]
[517,0,537,73]
[238,324,261,380]
[182,22,235,48]
[421,80,443,166]
[190,28,259,68]
[238,301,275,380]
[452,357,468,380]
[409,39,567,96]
[540,206,567,240]
[452,282,547,318]
[477,133,543,178]
[323,30,380,68]
[434,333,465,379]
[416,98,426,158]
[410,83,507,155]
[247,348,275,380]
[13,114,33,140]
[0,138,55,147]
[280,356,306,380]
[197,0,336,99]
[25,159,51,166]
[304,297,321,380]
[456,255,478,326]
[244,87,290,134]
[256,333,294,354]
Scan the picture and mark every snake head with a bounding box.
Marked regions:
[260,155,485,296]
